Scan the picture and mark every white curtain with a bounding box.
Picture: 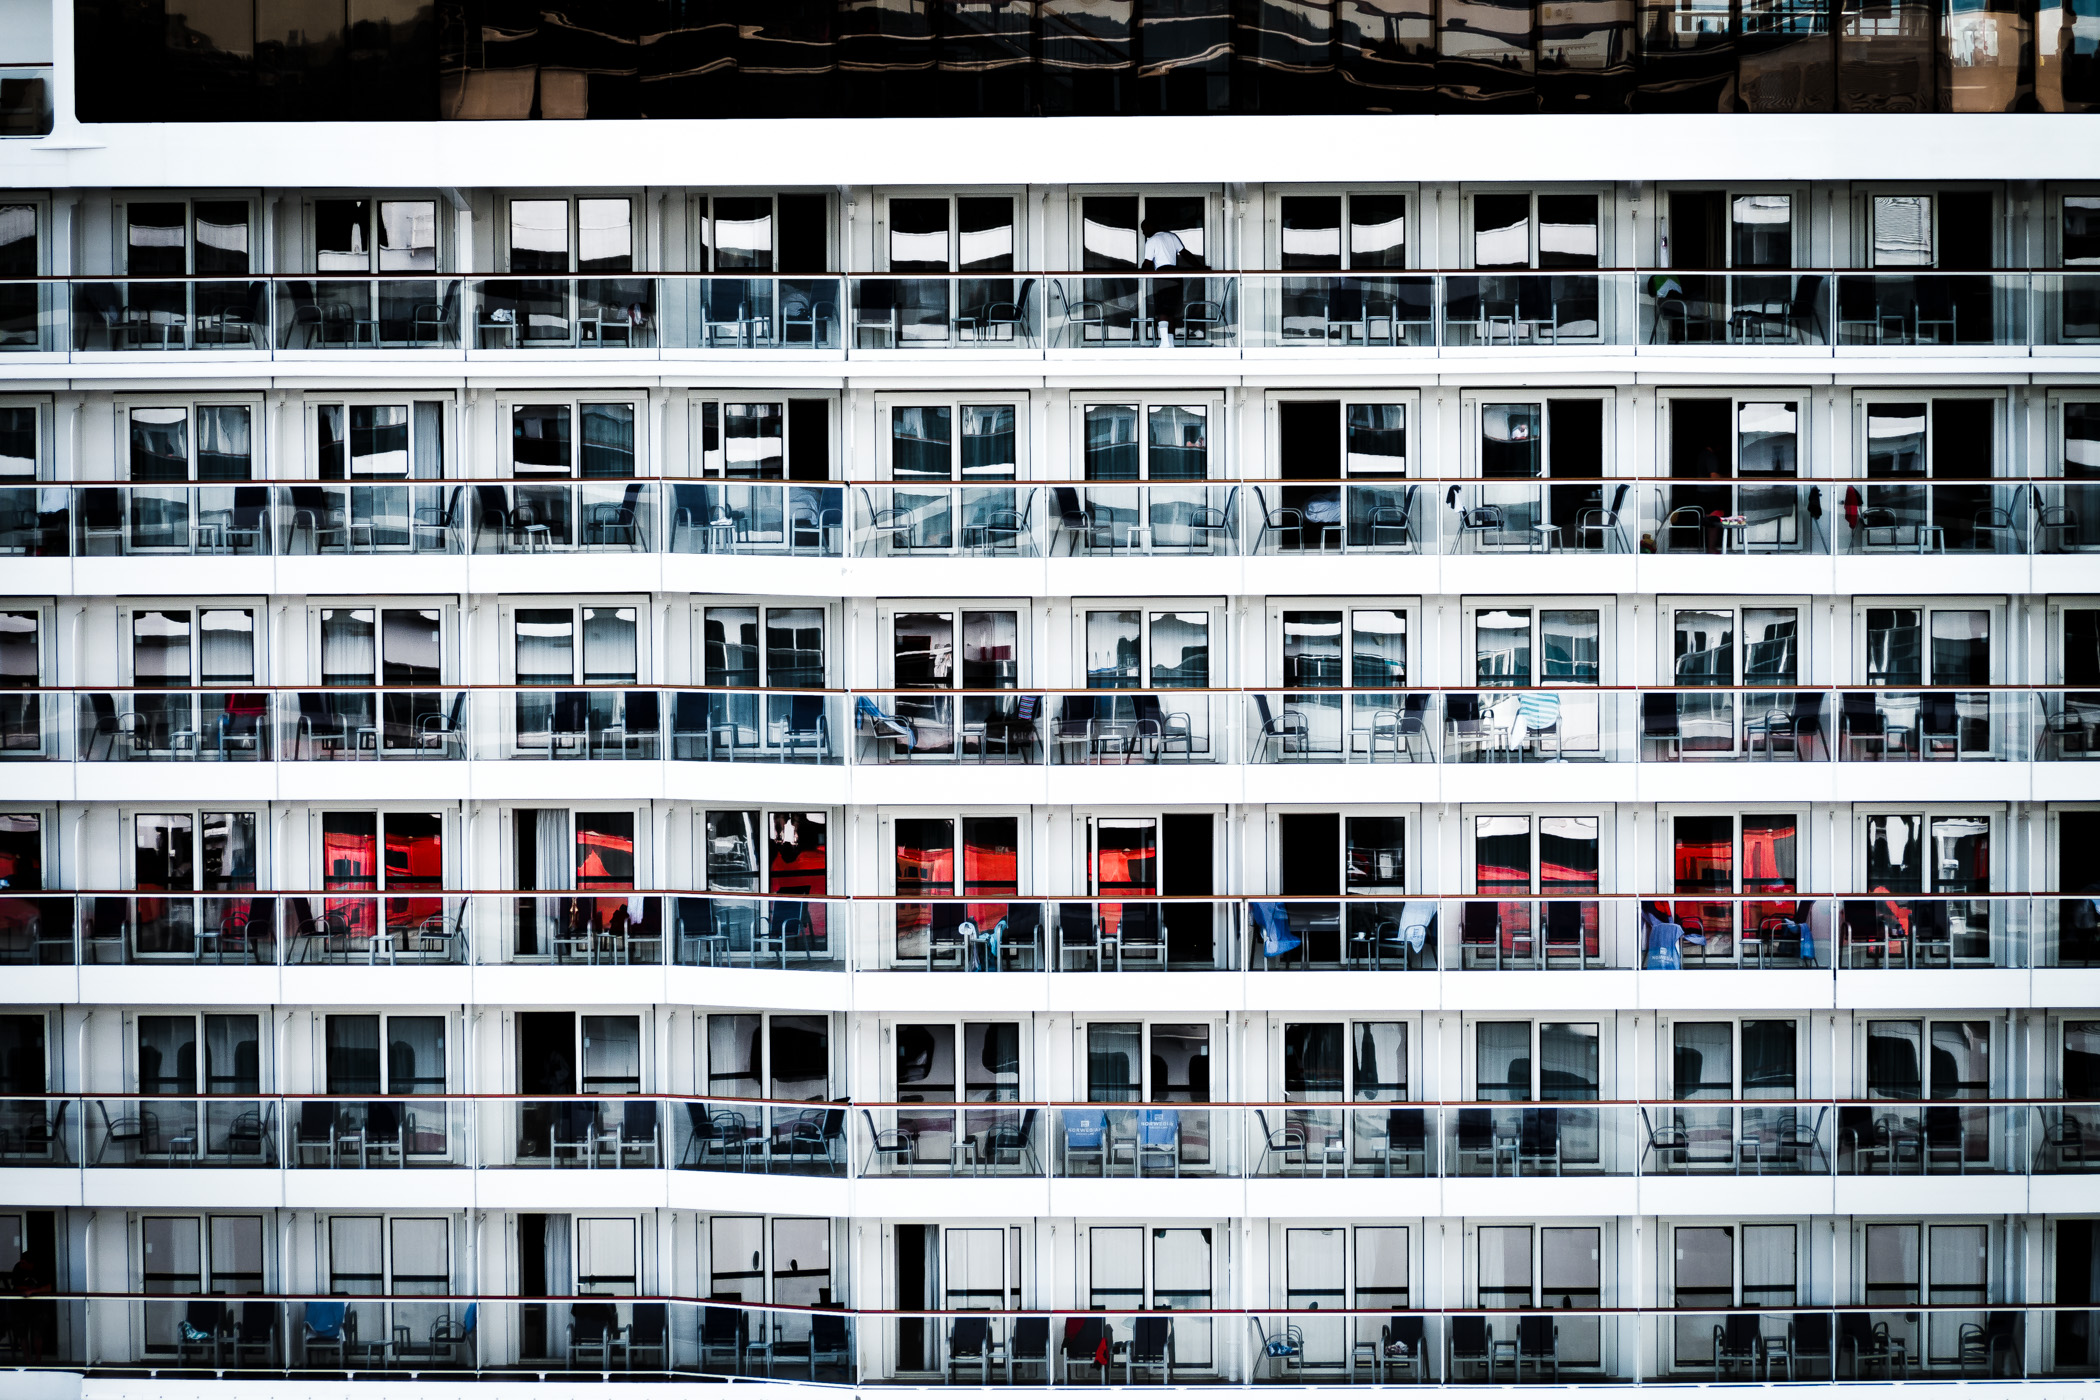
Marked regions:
[412,401,444,478]
[582,607,637,684]
[320,609,375,686]
[198,609,256,687]
[514,611,573,685]
[535,810,573,892]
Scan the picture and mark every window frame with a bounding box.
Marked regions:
[304,393,452,481]
[501,597,649,686]
[132,1008,267,1096]
[1656,389,1809,480]
[1264,805,1417,899]
[0,395,52,480]
[1852,390,2006,482]
[118,196,259,278]
[1267,187,1417,271]
[1073,598,1224,692]
[1662,596,1809,689]
[503,804,651,895]
[700,1010,837,1103]
[688,395,789,479]
[697,807,832,897]
[0,808,51,895]
[705,1214,841,1309]
[1071,395,1222,482]
[1653,186,1804,270]
[878,189,1026,273]
[504,193,642,275]
[877,392,1029,482]
[1656,1017,1805,1100]
[695,598,834,689]
[309,599,453,688]
[498,392,646,480]
[119,601,266,689]
[1069,188,1220,272]
[877,599,1027,691]
[1852,596,2005,686]
[114,395,265,484]
[0,600,53,687]
[885,1017,1028,1102]
[318,1009,454,1098]
[123,805,265,894]
[1469,1221,1608,1317]
[1465,1017,1607,1102]
[306,195,444,274]
[881,807,1033,898]
[1266,391,1418,480]
[314,807,453,894]
[1463,595,1612,689]
[139,1212,267,1354]
[1461,186,1612,270]
[1078,1222,1217,1361]
[1274,1017,1417,1103]
[1462,389,1617,480]
[1858,188,2000,270]
[691,192,784,273]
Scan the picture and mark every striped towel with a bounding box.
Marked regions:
[1516,691,1560,735]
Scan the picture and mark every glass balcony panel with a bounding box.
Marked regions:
[71,280,270,352]
[1835,272,2028,347]
[1833,689,2028,762]
[671,482,842,556]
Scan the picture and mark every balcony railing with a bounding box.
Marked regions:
[9,271,2100,358]
[0,1296,852,1380]
[9,479,2094,560]
[6,684,2091,771]
[5,892,2090,972]
[6,1093,2091,1180]
[10,1297,2098,1383]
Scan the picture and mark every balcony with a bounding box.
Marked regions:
[10,1296,2097,1383]
[10,479,2091,564]
[6,894,2093,979]
[0,1297,851,1380]
[7,1095,2087,1182]
[7,273,2100,360]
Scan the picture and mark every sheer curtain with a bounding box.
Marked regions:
[412,401,444,478]
[1742,1225,1798,1308]
[198,609,256,686]
[580,1015,642,1093]
[582,607,638,684]
[132,610,192,686]
[319,610,376,688]
[535,811,572,891]
[514,611,574,686]
[544,1216,573,1296]
[329,1216,384,1294]
[387,1016,447,1094]
[1086,1023,1141,1101]
[196,405,252,481]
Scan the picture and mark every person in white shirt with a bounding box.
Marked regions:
[1141,219,1187,342]
[1142,224,1185,270]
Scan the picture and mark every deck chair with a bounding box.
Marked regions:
[1449,1316,1492,1380]
[1714,1313,1764,1380]
[627,1303,668,1372]
[1008,1315,1051,1382]
[1376,1315,1425,1382]
[1062,1107,1109,1175]
[1126,1316,1172,1384]
[947,1316,993,1384]
[1517,1315,1558,1381]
